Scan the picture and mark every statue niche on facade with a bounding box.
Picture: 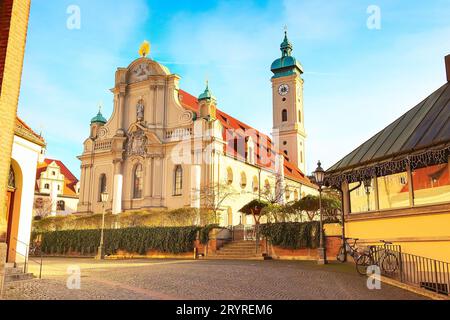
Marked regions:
[136,99,144,122]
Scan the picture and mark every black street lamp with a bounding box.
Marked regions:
[96,191,109,260]
[313,161,327,265]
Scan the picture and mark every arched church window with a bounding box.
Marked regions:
[226,167,233,185]
[282,109,288,122]
[298,110,302,123]
[98,174,107,202]
[44,183,50,190]
[57,200,65,211]
[173,165,183,196]
[240,172,247,189]
[264,179,271,194]
[252,176,259,193]
[8,166,15,189]
[133,164,143,199]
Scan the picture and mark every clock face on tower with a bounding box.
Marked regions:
[278,84,289,96]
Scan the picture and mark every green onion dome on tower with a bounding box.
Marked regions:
[90,109,107,125]
[271,31,303,78]
[198,81,217,102]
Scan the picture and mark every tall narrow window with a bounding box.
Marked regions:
[282,109,288,122]
[98,174,107,202]
[133,164,143,199]
[174,165,183,196]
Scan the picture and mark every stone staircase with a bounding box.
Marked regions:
[4,263,35,283]
[206,241,266,260]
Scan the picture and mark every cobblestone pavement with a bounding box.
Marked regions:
[2,258,427,300]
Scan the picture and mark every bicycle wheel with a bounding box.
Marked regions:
[381,253,398,274]
[337,246,346,263]
[356,254,373,276]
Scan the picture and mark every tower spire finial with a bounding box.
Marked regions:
[138,40,151,57]
[280,27,293,57]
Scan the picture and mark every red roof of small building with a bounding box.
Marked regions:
[178,89,315,188]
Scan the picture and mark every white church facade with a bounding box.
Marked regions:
[77,33,317,226]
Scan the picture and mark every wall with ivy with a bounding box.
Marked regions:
[32,226,216,256]
[259,221,322,249]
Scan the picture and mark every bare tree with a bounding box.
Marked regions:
[33,197,53,218]
[194,182,238,224]
[260,174,288,205]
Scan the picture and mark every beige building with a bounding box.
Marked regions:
[34,159,80,216]
[77,33,317,226]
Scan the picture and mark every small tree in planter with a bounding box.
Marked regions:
[239,199,269,226]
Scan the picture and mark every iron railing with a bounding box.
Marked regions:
[228,225,262,254]
[12,237,43,279]
[369,244,449,296]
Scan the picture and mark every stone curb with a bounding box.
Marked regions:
[380,275,449,300]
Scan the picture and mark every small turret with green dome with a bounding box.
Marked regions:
[271,30,303,78]
[90,107,107,125]
[198,81,217,102]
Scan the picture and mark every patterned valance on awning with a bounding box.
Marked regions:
[325,144,450,187]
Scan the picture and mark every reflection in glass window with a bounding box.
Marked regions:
[413,163,450,206]
[349,179,376,213]
[377,172,409,210]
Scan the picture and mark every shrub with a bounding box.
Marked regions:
[33,226,204,255]
[259,221,322,249]
[33,208,218,233]
[199,224,220,244]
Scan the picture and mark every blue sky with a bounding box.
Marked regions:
[19,0,450,178]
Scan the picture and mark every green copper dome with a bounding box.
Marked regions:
[198,82,216,101]
[90,110,107,124]
[271,31,303,78]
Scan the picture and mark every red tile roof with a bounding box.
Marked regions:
[15,117,46,146]
[178,89,315,188]
[36,159,79,196]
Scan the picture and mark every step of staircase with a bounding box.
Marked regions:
[4,266,35,283]
[206,241,266,260]
[205,255,265,260]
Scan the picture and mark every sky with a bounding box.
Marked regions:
[18,0,450,178]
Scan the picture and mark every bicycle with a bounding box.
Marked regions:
[337,238,371,275]
[355,240,399,276]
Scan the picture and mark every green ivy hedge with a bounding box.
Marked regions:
[259,221,322,249]
[33,226,207,256]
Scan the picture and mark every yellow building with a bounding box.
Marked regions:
[77,33,317,225]
[0,0,31,294]
[326,55,450,263]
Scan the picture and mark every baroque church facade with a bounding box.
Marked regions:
[77,33,317,226]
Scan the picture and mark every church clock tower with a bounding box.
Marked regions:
[271,31,307,173]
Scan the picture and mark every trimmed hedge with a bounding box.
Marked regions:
[259,221,322,249]
[33,226,204,256]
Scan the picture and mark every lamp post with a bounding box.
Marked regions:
[363,178,372,212]
[96,191,109,260]
[313,161,327,265]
